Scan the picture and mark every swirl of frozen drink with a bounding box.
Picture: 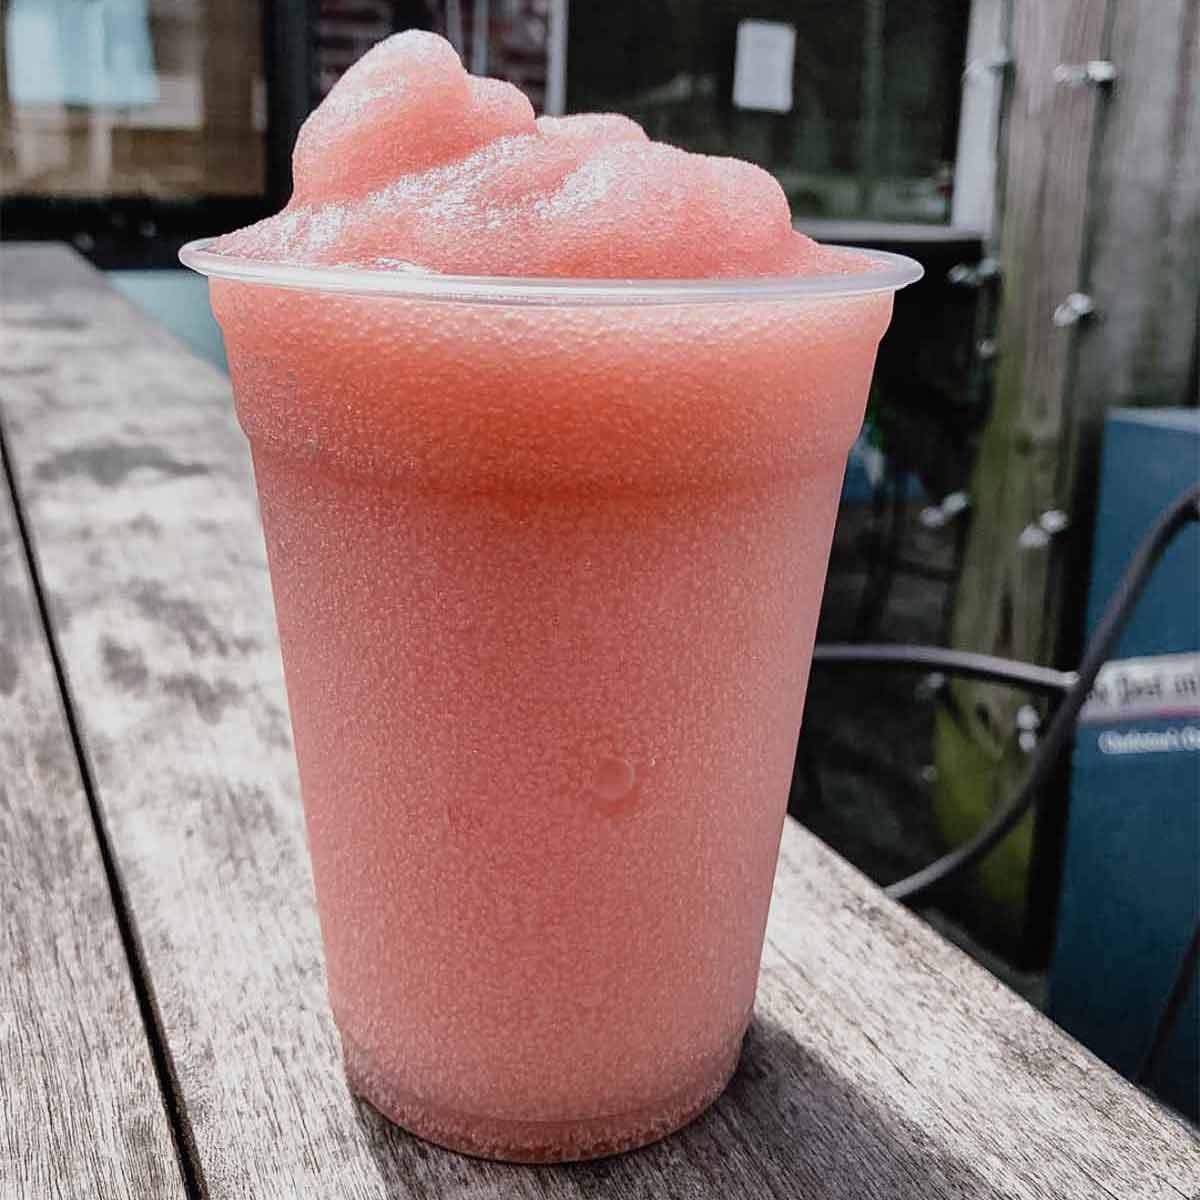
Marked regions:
[217,30,860,279]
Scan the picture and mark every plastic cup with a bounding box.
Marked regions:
[181,239,922,1162]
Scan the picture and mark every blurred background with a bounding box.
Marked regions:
[2,0,1197,1120]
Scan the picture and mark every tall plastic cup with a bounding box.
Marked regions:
[181,242,921,1162]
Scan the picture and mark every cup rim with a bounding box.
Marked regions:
[179,238,924,306]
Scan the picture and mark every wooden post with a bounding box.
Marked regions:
[1064,0,1200,620]
[937,0,1200,951]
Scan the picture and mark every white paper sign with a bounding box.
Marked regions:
[1080,653,1200,725]
[732,20,796,114]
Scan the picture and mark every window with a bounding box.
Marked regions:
[568,1,970,223]
[1,0,267,200]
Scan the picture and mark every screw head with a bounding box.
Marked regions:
[1018,523,1051,550]
[1039,509,1070,535]
[1017,704,1041,732]
[1053,292,1096,327]
[942,491,971,518]
[916,672,947,701]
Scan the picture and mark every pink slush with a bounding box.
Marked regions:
[186,29,920,1164]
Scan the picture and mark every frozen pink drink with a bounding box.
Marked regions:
[182,31,920,1161]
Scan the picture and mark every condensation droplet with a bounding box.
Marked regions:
[591,756,636,803]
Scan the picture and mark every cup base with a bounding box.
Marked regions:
[342,1030,744,1163]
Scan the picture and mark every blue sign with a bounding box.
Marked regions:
[1049,409,1199,1121]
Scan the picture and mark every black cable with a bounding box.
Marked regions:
[1135,923,1200,1088]
[884,482,1200,904]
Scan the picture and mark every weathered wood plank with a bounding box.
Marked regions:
[2,244,1197,1198]
[0,348,183,1193]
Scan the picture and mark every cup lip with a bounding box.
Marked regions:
[179,237,924,306]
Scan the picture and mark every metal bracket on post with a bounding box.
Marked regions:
[964,51,1013,83]
[920,491,972,530]
[1053,292,1096,328]
[1017,509,1071,550]
[1053,60,1117,87]
[948,257,1000,288]
[1017,703,1042,754]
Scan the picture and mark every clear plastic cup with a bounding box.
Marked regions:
[181,239,921,1161]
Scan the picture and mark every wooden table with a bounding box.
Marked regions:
[1,244,1196,1200]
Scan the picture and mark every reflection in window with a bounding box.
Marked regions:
[568,1,969,223]
[1,0,266,198]
[316,0,565,115]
